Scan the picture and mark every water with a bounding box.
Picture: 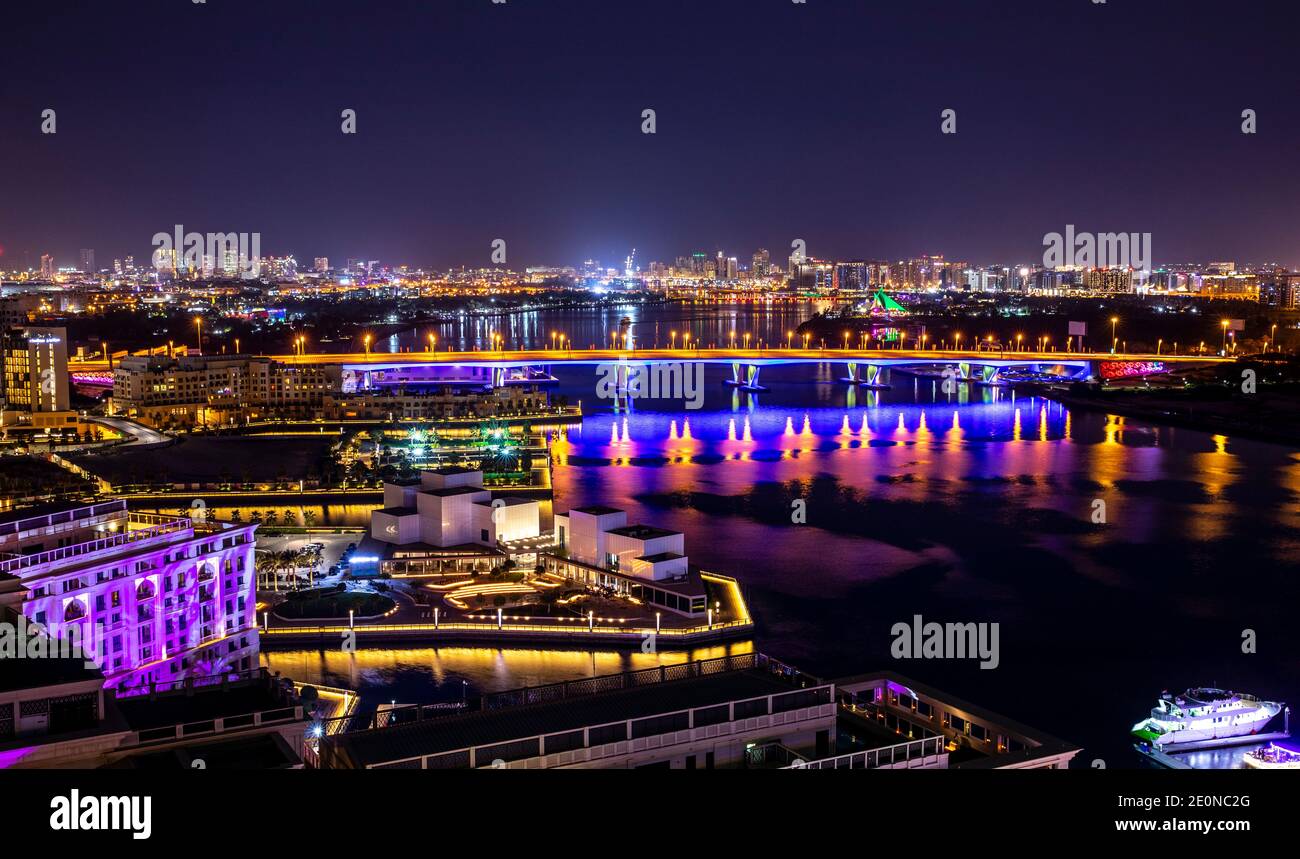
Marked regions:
[263,304,1300,766]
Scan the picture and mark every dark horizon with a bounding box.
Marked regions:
[2,0,1298,269]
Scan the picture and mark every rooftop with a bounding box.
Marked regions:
[325,655,810,768]
[637,551,685,564]
[606,524,681,541]
[111,670,300,731]
[376,506,417,517]
[569,505,624,517]
[419,486,490,499]
[472,497,536,508]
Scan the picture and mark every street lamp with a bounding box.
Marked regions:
[1221,319,1229,355]
[194,316,203,353]
[786,330,793,349]
[1110,317,1118,353]
[1156,338,1163,356]
[363,333,372,354]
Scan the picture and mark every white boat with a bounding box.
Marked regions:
[1244,743,1300,769]
[1132,688,1283,747]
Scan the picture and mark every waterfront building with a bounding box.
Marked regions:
[321,385,547,421]
[362,467,540,576]
[110,354,342,427]
[315,652,1080,770]
[0,499,259,692]
[547,505,707,617]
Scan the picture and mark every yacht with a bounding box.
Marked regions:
[1132,688,1283,747]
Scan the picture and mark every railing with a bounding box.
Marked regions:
[260,617,752,638]
[784,735,946,769]
[133,706,302,746]
[0,499,127,539]
[0,514,193,575]
[317,652,805,737]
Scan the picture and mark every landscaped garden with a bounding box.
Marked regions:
[274,584,395,620]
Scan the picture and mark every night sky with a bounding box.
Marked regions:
[2,0,1297,270]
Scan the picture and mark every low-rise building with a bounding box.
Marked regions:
[547,505,706,617]
[360,467,540,577]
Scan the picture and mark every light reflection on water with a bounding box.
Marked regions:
[258,345,1300,766]
[261,642,755,717]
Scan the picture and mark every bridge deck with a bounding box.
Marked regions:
[69,348,1229,372]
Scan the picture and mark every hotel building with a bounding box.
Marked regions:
[0,499,259,692]
[2,326,73,430]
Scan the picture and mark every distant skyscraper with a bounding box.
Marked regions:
[314,257,330,273]
[79,248,95,273]
[751,249,770,277]
[39,254,54,279]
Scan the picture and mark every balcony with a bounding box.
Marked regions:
[0,514,194,577]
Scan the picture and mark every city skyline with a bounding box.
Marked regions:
[3,0,1299,269]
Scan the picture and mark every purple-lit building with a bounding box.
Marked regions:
[0,500,259,692]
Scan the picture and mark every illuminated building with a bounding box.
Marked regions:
[78,249,94,273]
[314,257,330,273]
[110,354,342,427]
[1083,267,1134,294]
[0,499,260,693]
[2,326,71,416]
[39,255,55,280]
[1199,272,1259,300]
[547,505,707,616]
[361,467,541,576]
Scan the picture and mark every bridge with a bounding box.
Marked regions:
[266,347,1226,392]
[73,347,1230,392]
